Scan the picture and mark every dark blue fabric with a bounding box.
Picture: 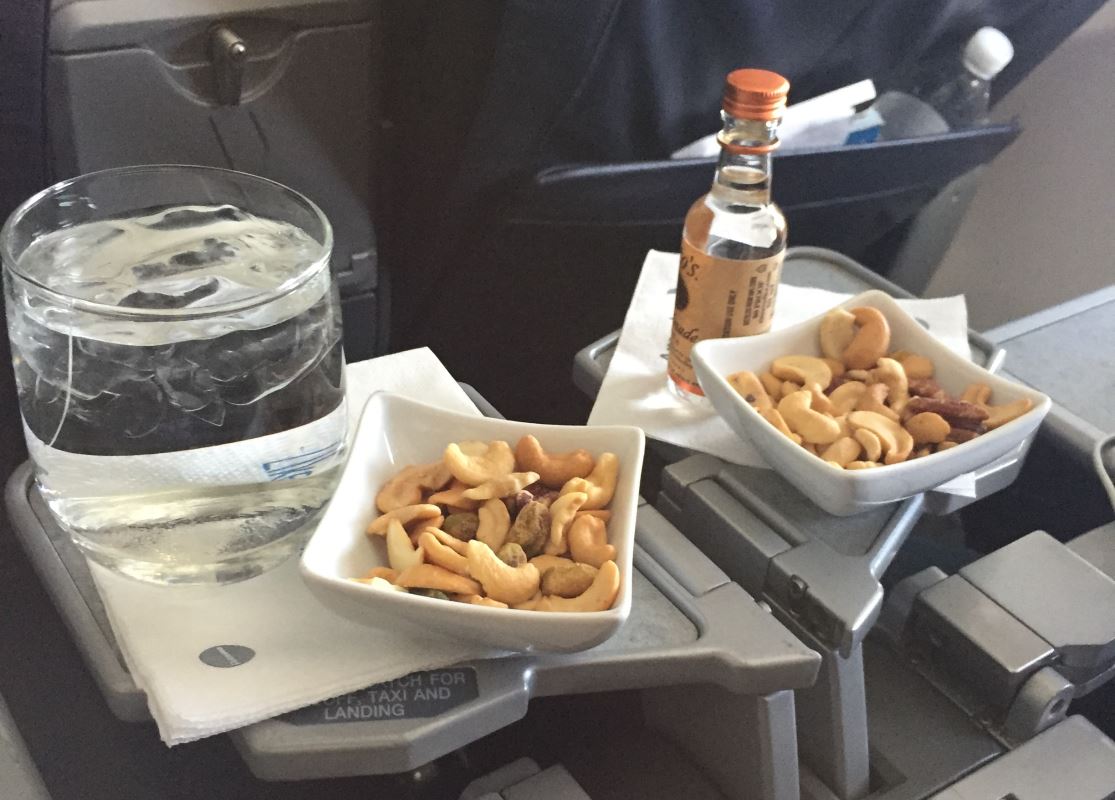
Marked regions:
[0,0,49,472]
[0,0,50,217]
[408,0,1105,261]
[535,0,1102,163]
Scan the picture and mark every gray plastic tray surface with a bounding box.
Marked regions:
[3,465,819,781]
[657,452,923,658]
[930,716,1115,800]
[985,285,1115,434]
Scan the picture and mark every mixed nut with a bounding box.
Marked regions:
[354,435,622,612]
[727,306,1034,469]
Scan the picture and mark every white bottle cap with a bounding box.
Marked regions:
[963,27,1014,81]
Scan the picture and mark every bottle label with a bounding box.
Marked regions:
[24,400,348,498]
[667,241,784,394]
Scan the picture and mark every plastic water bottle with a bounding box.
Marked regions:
[876,27,1014,139]
[919,27,1015,128]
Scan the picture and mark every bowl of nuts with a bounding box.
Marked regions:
[691,290,1051,516]
[300,391,645,653]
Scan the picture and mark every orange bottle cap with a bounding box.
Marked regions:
[722,69,790,121]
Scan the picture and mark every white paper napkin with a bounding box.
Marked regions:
[91,347,500,745]
[588,250,976,495]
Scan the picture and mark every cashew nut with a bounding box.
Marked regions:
[567,514,616,568]
[367,504,442,536]
[842,307,891,370]
[514,435,595,488]
[386,518,425,573]
[897,353,934,380]
[822,357,846,379]
[427,479,481,511]
[444,440,516,486]
[759,407,803,445]
[937,441,959,452]
[405,513,443,537]
[807,382,836,415]
[855,382,900,422]
[465,540,541,605]
[560,453,619,510]
[376,461,453,513]
[846,410,915,464]
[871,358,909,414]
[576,509,612,524]
[422,526,469,555]
[820,437,862,468]
[546,491,587,555]
[530,560,621,613]
[820,308,858,361]
[396,563,481,596]
[462,471,540,501]
[541,563,598,598]
[475,497,511,550]
[961,383,992,406]
[781,380,803,398]
[759,371,784,401]
[845,461,880,470]
[772,355,833,392]
[906,411,951,444]
[846,369,872,381]
[777,390,842,445]
[418,530,470,575]
[853,428,883,462]
[727,371,774,411]
[829,381,867,415]
[512,593,543,610]
[984,398,1034,430]
[357,566,399,583]
[355,576,408,592]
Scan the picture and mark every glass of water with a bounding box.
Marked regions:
[1,166,347,585]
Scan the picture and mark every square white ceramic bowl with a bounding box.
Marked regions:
[300,391,645,653]
[691,290,1051,516]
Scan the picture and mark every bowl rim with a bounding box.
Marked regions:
[691,289,1052,483]
[299,390,646,623]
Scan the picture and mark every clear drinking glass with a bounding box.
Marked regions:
[1,165,347,585]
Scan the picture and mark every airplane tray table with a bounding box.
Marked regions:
[959,283,1115,558]
[643,344,1115,800]
[571,248,1115,799]
[2,385,819,798]
[984,284,1115,437]
[572,246,1018,516]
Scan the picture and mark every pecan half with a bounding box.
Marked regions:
[908,377,947,400]
[906,396,989,424]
